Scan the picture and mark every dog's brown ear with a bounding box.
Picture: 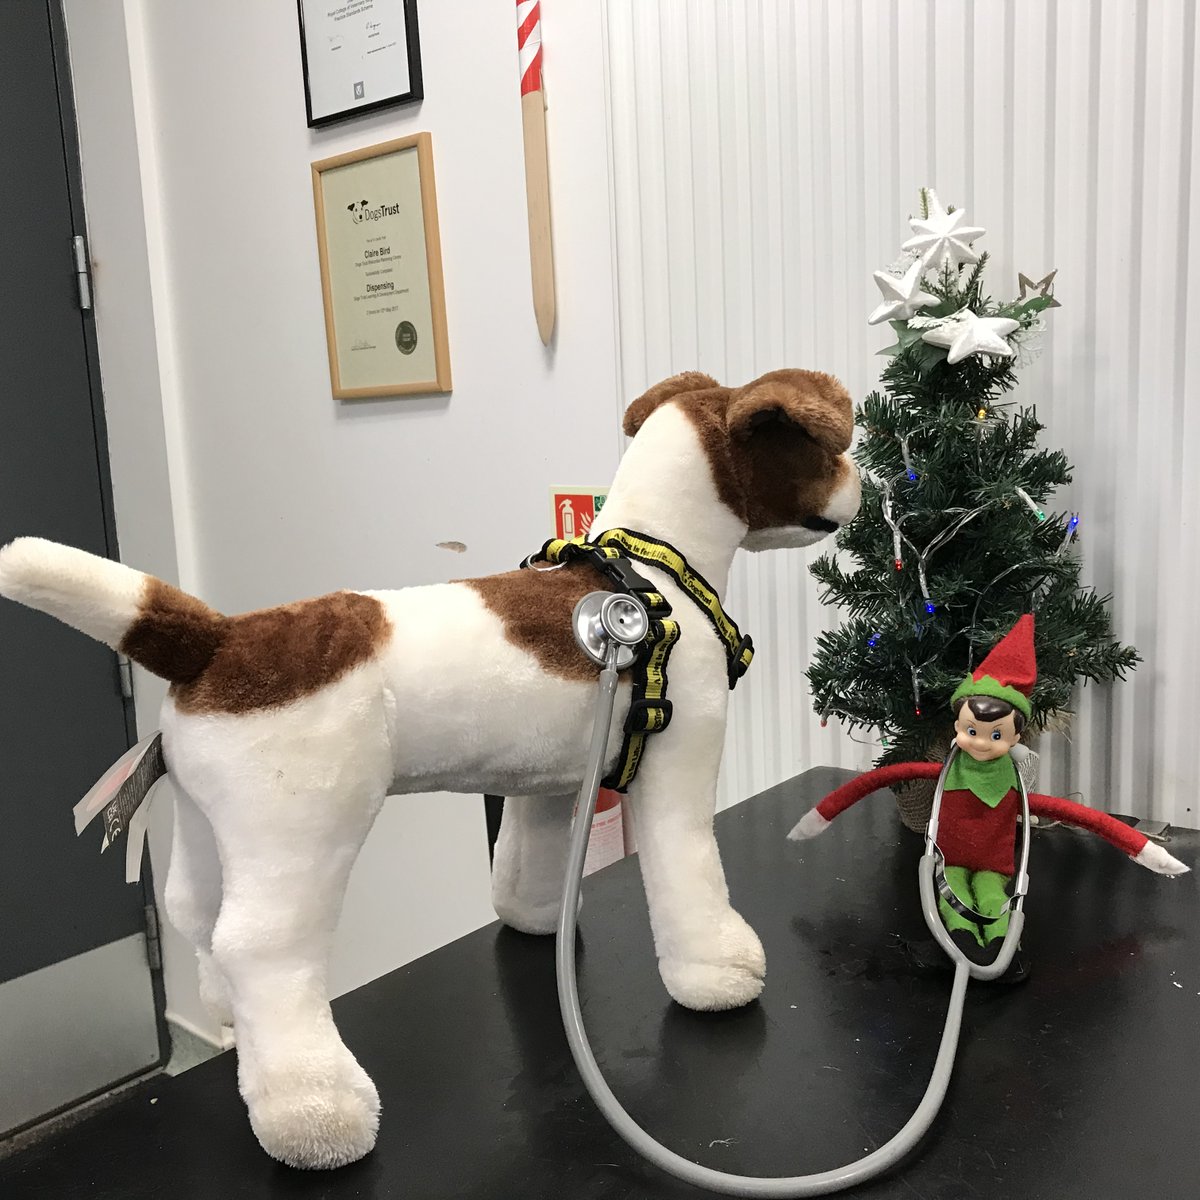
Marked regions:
[726,370,853,454]
[623,371,721,437]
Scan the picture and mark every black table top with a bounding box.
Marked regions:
[4,767,1199,1199]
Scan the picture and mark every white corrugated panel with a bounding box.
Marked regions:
[604,0,1199,825]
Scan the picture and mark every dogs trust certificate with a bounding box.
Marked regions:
[319,145,437,392]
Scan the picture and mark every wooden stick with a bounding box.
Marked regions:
[516,1,555,344]
[521,90,555,343]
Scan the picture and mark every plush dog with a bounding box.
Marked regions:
[0,368,860,1169]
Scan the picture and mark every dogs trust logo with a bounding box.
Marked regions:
[347,198,401,224]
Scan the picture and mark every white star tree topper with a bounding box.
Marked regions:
[902,189,986,275]
[867,259,939,325]
[919,310,1020,364]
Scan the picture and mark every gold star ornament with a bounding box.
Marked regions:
[1017,270,1061,308]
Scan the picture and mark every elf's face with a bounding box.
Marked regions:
[954,706,1021,762]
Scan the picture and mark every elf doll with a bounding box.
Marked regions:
[790,616,1188,963]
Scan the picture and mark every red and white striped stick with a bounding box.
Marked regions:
[517,0,544,95]
[516,1,555,343]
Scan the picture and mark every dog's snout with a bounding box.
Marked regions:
[801,515,840,534]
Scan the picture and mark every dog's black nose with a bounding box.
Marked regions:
[801,516,840,533]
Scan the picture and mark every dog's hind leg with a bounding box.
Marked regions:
[204,780,387,1170]
[491,793,575,934]
[163,782,231,1027]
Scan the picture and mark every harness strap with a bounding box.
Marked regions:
[540,528,754,688]
[607,616,679,792]
[522,527,752,793]
[522,534,676,793]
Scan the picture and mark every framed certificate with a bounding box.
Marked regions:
[297,0,423,128]
[311,134,451,398]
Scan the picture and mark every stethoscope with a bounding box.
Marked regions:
[555,590,1033,1196]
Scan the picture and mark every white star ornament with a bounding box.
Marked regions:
[867,260,939,325]
[920,311,1019,364]
[902,190,986,274]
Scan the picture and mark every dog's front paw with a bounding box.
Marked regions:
[492,891,561,936]
[492,879,580,936]
[659,913,766,1011]
[245,1060,380,1170]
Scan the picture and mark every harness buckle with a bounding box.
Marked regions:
[728,634,754,687]
[603,556,657,595]
[625,697,673,734]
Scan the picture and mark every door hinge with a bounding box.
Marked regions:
[144,905,162,971]
[72,234,93,311]
[117,654,134,700]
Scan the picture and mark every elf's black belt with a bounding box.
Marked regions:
[521,528,753,792]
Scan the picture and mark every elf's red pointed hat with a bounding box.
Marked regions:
[950,614,1037,719]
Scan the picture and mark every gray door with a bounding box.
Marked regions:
[0,0,166,1137]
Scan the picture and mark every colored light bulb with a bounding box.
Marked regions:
[1015,487,1046,521]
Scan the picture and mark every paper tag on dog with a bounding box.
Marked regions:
[73,732,166,882]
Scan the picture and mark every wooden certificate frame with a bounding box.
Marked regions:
[311,134,451,398]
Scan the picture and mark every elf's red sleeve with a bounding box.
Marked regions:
[787,762,941,841]
[789,770,1191,877]
[1029,794,1190,875]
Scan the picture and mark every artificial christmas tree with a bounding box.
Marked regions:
[808,189,1137,829]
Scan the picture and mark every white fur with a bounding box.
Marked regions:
[0,393,860,1170]
[1133,841,1190,876]
[787,808,832,841]
[0,536,145,648]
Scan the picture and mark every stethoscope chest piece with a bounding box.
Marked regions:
[572,591,649,670]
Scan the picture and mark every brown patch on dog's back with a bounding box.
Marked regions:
[121,578,227,685]
[168,591,391,715]
[465,563,614,682]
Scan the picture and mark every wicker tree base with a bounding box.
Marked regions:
[893,774,939,833]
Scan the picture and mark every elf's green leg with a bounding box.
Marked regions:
[937,865,984,945]
[972,870,1012,944]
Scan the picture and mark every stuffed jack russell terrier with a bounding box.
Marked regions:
[0,368,861,1170]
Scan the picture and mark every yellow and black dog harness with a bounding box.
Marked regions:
[521,528,754,792]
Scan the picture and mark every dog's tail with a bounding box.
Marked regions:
[0,537,226,684]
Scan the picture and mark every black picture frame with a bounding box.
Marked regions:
[297,0,424,129]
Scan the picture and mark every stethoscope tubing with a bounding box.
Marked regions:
[555,648,978,1195]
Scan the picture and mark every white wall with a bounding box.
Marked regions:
[605,0,1200,827]
[65,0,621,1040]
